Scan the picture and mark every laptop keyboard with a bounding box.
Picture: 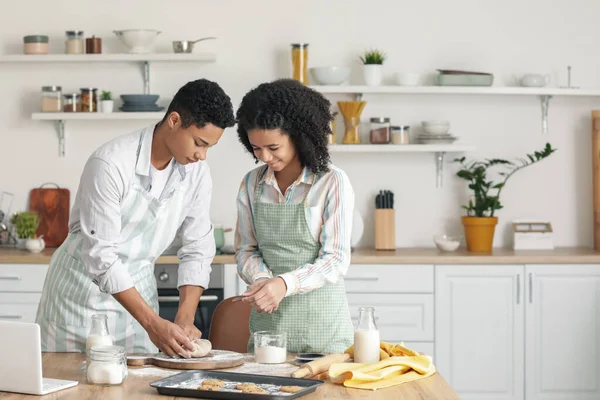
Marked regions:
[42,378,72,392]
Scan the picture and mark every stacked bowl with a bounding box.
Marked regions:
[418,121,457,144]
[120,94,164,112]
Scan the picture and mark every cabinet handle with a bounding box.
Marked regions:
[516,274,521,304]
[0,315,23,319]
[346,277,379,281]
[529,273,533,303]
[0,275,21,281]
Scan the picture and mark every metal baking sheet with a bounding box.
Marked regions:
[150,370,324,399]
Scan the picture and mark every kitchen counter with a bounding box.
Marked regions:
[2,246,600,265]
[0,353,459,399]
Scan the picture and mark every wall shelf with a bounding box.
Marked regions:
[328,144,475,188]
[31,112,163,157]
[311,85,600,135]
[0,52,217,95]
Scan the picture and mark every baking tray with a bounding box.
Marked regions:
[150,370,324,399]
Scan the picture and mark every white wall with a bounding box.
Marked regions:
[1,0,600,248]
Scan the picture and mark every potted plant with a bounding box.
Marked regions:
[100,90,114,113]
[360,49,386,86]
[454,143,556,252]
[10,211,43,251]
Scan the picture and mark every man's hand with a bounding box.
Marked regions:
[174,315,202,341]
[241,277,287,313]
[146,317,194,358]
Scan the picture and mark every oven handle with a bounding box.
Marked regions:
[158,295,219,303]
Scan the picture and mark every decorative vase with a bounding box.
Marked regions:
[462,216,498,253]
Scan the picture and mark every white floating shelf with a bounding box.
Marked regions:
[310,85,600,97]
[0,53,216,63]
[32,112,164,121]
[328,144,475,153]
[329,144,475,188]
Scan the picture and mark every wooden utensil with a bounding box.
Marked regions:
[127,349,244,370]
[291,353,350,378]
[29,183,70,247]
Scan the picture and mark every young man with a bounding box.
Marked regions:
[36,79,235,358]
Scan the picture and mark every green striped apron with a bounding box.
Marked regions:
[35,155,188,353]
[248,168,354,354]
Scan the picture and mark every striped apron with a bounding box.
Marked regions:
[247,171,354,354]
[35,162,188,353]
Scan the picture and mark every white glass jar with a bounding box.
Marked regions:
[254,331,287,364]
[353,306,380,363]
[86,345,127,386]
[41,86,62,112]
[86,314,113,352]
[65,31,84,54]
[391,125,410,145]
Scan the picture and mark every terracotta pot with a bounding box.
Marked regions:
[461,216,498,253]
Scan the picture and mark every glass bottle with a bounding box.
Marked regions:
[342,117,361,144]
[291,43,309,84]
[86,345,127,386]
[86,314,113,352]
[353,307,380,363]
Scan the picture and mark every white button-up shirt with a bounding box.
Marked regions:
[235,165,354,296]
[69,125,215,294]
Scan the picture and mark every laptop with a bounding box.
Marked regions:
[0,321,78,395]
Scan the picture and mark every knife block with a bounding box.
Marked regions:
[374,209,396,250]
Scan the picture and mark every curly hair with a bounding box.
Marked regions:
[236,79,332,173]
[162,78,235,129]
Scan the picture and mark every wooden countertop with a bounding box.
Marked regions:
[2,246,600,265]
[0,353,459,399]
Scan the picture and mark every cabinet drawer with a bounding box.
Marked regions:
[0,264,48,292]
[347,293,434,341]
[345,264,434,293]
[0,293,42,323]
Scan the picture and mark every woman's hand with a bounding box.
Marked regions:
[241,277,287,313]
[146,317,195,358]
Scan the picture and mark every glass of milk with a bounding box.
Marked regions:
[86,314,114,352]
[254,331,287,364]
[353,306,380,363]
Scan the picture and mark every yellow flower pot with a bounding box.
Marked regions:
[461,216,498,253]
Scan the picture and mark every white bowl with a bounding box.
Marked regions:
[113,29,161,54]
[422,120,450,135]
[434,234,462,252]
[310,66,351,85]
[395,72,421,86]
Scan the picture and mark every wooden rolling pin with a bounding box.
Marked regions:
[291,353,351,378]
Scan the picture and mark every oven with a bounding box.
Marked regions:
[154,264,224,336]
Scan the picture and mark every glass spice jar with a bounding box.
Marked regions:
[80,88,98,112]
[391,125,410,144]
[369,117,391,144]
[23,35,49,55]
[63,93,81,112]
[41,86,62,112]
[65,31,84,54]
[291,43,309,84]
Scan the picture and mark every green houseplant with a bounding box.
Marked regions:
[454,143,556,252]
[100,90,114,113]
[360,49,386,86]
[11,211,39,239]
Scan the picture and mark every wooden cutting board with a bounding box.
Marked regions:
[29,183,70,247]
[127,349,245,370]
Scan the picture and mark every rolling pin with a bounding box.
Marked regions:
[291,353,351,378]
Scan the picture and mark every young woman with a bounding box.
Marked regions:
[235,79,355,353]
[35,79,235,357]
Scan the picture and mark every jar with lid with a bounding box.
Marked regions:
[23,35,49,55]
[63,93,81,112]
[391,125,410,145]
[353,306,380,363]
[291,43,309,84]
[65,31,84,54]
[41,86,62,112]
[369,117,391,144]
[80,88,98,112]
[86,345,127,386]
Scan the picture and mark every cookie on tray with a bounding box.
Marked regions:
[197,384,220,391]
[280,385,303,393]
[202,379,225,387]
[236,383,259,391]
[243,386,268,394]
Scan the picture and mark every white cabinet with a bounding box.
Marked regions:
[0,264,48,323]
[525,265,600,400]
[435,265,524,400]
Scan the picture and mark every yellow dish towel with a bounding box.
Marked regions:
[344,341,421,360]
[331,342,436,390]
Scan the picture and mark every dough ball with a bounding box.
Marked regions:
[190,338,212,358]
